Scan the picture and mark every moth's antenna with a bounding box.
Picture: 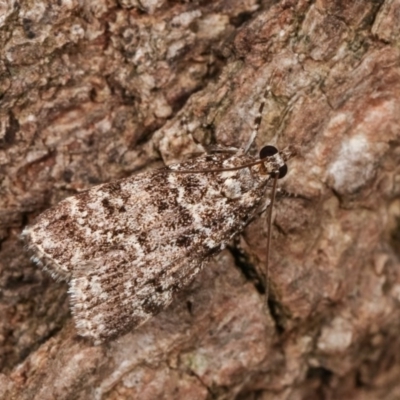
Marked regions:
[264,173,278,301]
[166,154,284,174]
[242,88,268,154]
[243,71,278,154]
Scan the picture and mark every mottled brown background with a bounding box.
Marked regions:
[1,0,400,399]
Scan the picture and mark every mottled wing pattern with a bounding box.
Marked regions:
[23,152,270,342]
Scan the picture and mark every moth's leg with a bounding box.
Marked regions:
[181,144,239,157]
[255,195,272,217]
[275,187,297,199]
[204,145,239,154]
[242,91,269,154]
[242,70,302,156]
[255,188,306,217]
[182,115,239,155]
[274,188,311,202]
[228,190,278,298]
[229,235,266,294]
[242,72,278,155]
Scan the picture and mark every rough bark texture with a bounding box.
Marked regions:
[1,0,400,399]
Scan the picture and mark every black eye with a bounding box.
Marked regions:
[278,164,288,179]
[259,145,278,159]
[259,145,288,179]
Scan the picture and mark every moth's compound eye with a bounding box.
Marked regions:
[259,145,287,178]
[278,164,288,179]
[259,145,278,159]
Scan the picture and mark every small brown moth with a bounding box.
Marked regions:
[22,86,291,343]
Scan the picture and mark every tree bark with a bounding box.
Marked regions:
[1,0,400,399]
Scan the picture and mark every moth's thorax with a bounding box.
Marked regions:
[260,151,287,174]
[218,156,266,199]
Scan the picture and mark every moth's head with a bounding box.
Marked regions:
[257,145,294,178]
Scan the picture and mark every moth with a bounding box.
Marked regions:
[22,95,291,344]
